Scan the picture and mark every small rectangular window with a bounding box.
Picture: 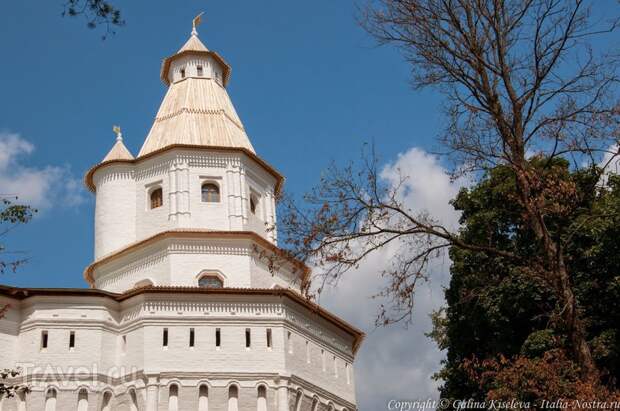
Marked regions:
[321,349,326,371]
[245,328,251,348]
[215,328,221,348]
[197,65,203,76]
[41,330,48,350]
[69,331,75,349]
[346,362,351,384]
[163,328,168,347]
[266,329,272,349]
[334,356,338,377]
[180,68,186,78]
[306,340,310,363]
[287,331,293,354]
[122,335,127,353]
[189,328,195,347]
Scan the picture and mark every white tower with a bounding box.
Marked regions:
[0,20,363,411]
[85,24,287,292]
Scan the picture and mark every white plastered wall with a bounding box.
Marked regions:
[92,237,301,293]
[0,293,358,410]
[93,149,278,260]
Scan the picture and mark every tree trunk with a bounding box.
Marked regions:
[555,250,598,381]
[514,168,598,381]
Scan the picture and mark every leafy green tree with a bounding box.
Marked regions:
[0,197,35,398]
[433,160,620,402]
[280,0,619,383]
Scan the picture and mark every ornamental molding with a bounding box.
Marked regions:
[134,160,171,182]
[94,239,254,285]
[139,299,283,319]
[285,305,352,357]
[95,248,168,288]
[92,167,135,184]
[168,240,251,256]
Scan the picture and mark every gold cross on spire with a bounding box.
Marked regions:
[112,125,122,141]
[192,12,205,36]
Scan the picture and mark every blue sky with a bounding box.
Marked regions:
[1,1,441,288]
[3,1,617,410]
[0,2,445,408]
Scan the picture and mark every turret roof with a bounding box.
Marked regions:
[139,29,251,157]
[101,137,134,162]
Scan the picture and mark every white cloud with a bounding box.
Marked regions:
[0,132,86,211]
[599,144,620,187]
[318,147,469,410]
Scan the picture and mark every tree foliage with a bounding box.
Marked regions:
[280,0,619,385]
[0,197,35,398]
[0,198,35,275]
[434,161,620,401]
[62,0,124,38]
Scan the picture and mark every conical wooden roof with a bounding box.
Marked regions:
[138,31,253,157]
[177,32,209,53]
[102,138,134,162]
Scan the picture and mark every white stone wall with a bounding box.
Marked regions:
[92,149,278,259]
[0,293,357,411]
[93,164,136,259]
[0,383,343,411]
[92,237,299,293]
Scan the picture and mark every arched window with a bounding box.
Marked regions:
[150,187,163,209]
[17,389,26,411]
[294,390,302,411]
[227,385,238,411]
[101,391,112,411]
[44,388,56,411]
[311,397,319,411]
[198,275,223,288]
[129,389,138,411]
[257,385,267,411]
[249,194,258,214]
[180,68,186,78]
[201,183,220,202]
[198,385,208,411]
[77,389,88,411]
[168,384,179,411]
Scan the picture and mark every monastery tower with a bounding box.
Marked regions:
[0,20,363,411]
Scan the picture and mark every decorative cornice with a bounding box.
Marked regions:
[84,145,284,195]
[83,230,308,286]
[0,285,364,354]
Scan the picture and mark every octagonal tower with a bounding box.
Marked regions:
[0,20,363,411]
[85,26,289,293]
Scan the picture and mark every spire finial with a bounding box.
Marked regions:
[112,125,123,142]
[192,12,204,36]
